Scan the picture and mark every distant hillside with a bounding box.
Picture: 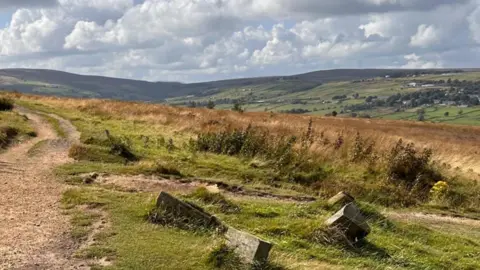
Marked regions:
[0,68,471,102]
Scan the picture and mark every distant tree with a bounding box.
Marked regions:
[332,111,338,117]
[417,113,425,121]
[365,96,374,102]
[351,112,358,118]
[232,100,244,113]
[188,101,196,108]
[444,112,450,117]
[447,78,452,84]
[206,100,215,109]
[416,108,425,115]
[353,93,360,99]
[458,109,464,115]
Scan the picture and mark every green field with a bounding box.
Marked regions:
[168,72,480,126]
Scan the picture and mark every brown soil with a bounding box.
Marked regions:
[0,108,87,269]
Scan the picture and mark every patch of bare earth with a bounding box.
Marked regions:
[85,173,317,202]
[387,212,480,238]
[75,206,114,268]
[86,173,219,194]
[0,108,87,270]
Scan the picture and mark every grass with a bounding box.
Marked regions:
[62,186,480,270]
[166,71,480,127]
[0,110,37,149]
[42,113,67,138]
[5,92,480,269]
[11,93,480,207]
[62,187,218,270]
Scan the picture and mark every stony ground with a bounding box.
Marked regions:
[0,108,86,270]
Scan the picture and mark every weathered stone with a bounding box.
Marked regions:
[328,191,355,208]
[155,191,222,228]
[226,226,272,264]
[325,203,370,243]
[82,172,99,184]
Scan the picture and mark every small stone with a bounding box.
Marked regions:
[226,226,272,265]
[328,191,355,208]
[325,203,370,244]
[83,177,94,184]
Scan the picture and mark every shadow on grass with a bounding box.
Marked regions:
[351,239,391,260]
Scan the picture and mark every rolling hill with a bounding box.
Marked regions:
[0,68,468,102]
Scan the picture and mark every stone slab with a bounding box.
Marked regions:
[226,226,272,264]
[325,203,370,243]
[156,191,222,228]
[327,191,355,207]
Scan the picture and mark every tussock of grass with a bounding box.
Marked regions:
[68,144,129,163]
[0,97,14,111]
[151,161,182,177]
[206,243,245,269]
[0,110,36,148]
[186,187,241,214]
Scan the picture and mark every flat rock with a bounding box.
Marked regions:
[156,191,222,228]
[226,226,272,265]
[325,203,370,243]
[328,191,355,208]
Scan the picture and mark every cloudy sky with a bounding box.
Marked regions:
[0,0,480,82]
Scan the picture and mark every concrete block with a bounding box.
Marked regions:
[156,191,222,228]
[325,203,370,243]
[226,226,272,264]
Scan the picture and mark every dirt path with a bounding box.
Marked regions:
[0,108,86,270]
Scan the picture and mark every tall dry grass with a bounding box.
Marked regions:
[9,92,480,175]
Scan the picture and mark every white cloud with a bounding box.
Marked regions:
[402,53,443,68]
[0,0,479,82]
[410,24,441,47]
[468,3,480,43]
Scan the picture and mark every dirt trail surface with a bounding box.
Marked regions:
[0,107,86,270]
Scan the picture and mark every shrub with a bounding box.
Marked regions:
[429,181,449,203]
[104,130,138,161]
[68,144,128,163]
[232,101,244,113]
[351,132,376,163]
[153,161,182,176]
[194,124,298,169]
[386,139,441,195]
[0,98,14,111]
[0,126,19,148]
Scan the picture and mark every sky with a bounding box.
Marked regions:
[0,0,480,83]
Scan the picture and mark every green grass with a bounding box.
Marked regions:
[42,113,67,138]
[0,110,37,148]
[62,186,480,270]
[15,97,480,269]
[20,99,480,209]
[166,71,480,125]
[379,106,480,126]
[62,187,218,270]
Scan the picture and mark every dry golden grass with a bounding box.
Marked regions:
[9,92,480,175]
